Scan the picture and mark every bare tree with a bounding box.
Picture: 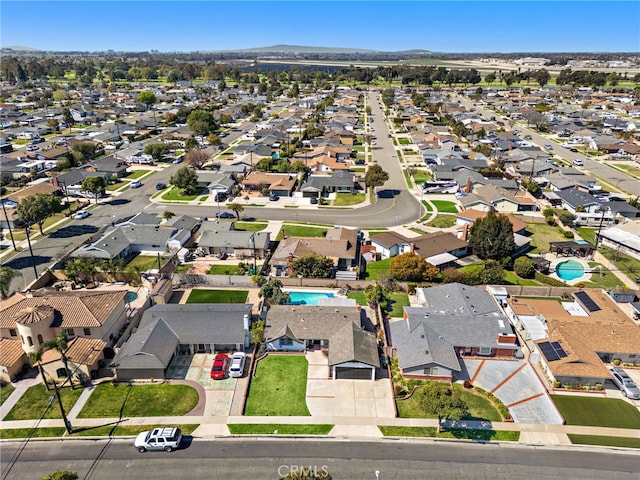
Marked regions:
[185,149,209,169]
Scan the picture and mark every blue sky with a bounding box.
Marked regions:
[2,1,639,53]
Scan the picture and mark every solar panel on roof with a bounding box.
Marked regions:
[550,341,568,358]
[574,291,601,312]
[539,341,560,362]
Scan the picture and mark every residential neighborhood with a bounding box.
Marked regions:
[1,42,640,479]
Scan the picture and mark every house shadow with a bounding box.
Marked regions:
[4,254,51,270]
[453,361,472,383]
[49,224,99,239]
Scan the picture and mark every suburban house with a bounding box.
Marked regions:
[0,290,130,383]
[242,172,296,197]
[195,171,236,196]
[300,170,363,198]
[455,209,531,256]
[369,231,468,268]
[554,189,615,226]
[197,221,270,259]
[390,283,518,380]
[264,305,380,380]
[112,303,253,381]
[598,220,640,260]
[503,290,640,386]
[459,184,537,213]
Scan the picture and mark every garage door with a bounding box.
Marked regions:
[335,367,372,380]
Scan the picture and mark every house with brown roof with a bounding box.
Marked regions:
[7,181,61,204]
[264,305,380,380]
[459,184,537,213]
[455,209,531,255]
[369,231,468,268]
[36,337,107,386]
[504,290,640,387]
[0,338,28,383]
[241,172,296,197]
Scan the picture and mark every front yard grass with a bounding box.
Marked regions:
[280,224,328,238]
[77,383,199,418]
[228,424,332,435]
[234,221,268,232]
[126,254,170,272]
[186,289,248,303]
[379,426,520,442]
[551,395,640,428]
[431,200,458,213]
[1,384,15,405]
[69,423,198,437]
[426,214,456,228]
[397,384,502,422]
[526,223,570,254]
[333,193,365,206]
[567,434,640,449]
[245,355,310,416]
[365,257,392,280]
[206,264,239,275]
[126,169,151,179]
[162,186,204,201]
[0,427,66,439]
[576,227,597,245]
[4,385,83,421]
[411,170,431,184]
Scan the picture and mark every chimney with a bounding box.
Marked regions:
[465,177,472,193]
[288,253,294,263]
[409,242,415,253]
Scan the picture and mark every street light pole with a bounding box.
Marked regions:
[25,223,39,280]
[250,233,257,273]
[1,200,16,250]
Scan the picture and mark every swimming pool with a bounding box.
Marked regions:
[286,291,334,306]
[556,260,585,281]
[125,291,138,303]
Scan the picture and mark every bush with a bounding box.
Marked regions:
[563,230,574,239]
[514,257,535,279]
[595,383,603,391]
[612,358,621,366]
[535,272,566,287]
[542,208,555,217]
[552,380,561,388]
[546,217,557,226]
[558,212,576,228]
[473,386,511,420]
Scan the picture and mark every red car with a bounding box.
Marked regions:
[210,353,229,380]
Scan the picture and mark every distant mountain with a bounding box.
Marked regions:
[2,45,41,52]
[218,44,381,54]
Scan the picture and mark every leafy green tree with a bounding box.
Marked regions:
[465,260,505,285]
[364,283,386,309]
[227,203,244,220]
[514,257,535,279]
[381,88,395,107]
[187,109,217,136]
[71,142,97,162]
[81,176,106,204]
[16,193,61,234]
[558,212,576,228]
[137,90,157,110]
[389,252,437,282]
[206,133,221,146]
[62,108,74,130]
[365,163,389,190]
[259,278,290,305]
[468,210,515,260]
[46,118,59,131]
[162,210,175,221]
[534,68,550,88]
[144,143,169,160]
[169,166,199,195]
[291,253,334,278]
[417,382,468,433]
[442,267,468,284]
[0,266,21,299]
[290,160,308,173]
[484,72,497,85]
[250,319,265,344]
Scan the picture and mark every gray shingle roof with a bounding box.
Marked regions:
[389,321,460,371]
[113,318,179,370]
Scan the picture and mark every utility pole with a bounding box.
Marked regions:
[1,200,16,250]
[25,224,38,280]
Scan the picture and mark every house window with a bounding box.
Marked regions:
[9,329,17,337]
[27,336,33,347]
[84,328,91,336]
[66,328,75,337]
[37,334,43,345]
[280,337,293,346]
[424,367,438,375]
[479,347,492,356]
[56,368,68,379]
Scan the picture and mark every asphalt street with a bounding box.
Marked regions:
[1,438,639,480]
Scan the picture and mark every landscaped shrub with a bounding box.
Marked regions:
[553,380,561,388]
[563,230,574,239]
[535,272,566,287]
[514,257,535,279]
[473,386,511,420]
[612,358,621,366]
[595,383,603,391]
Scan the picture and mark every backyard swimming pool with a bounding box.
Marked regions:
[125,291,138,303]
[556,260,585,281]
[286,291,335,306]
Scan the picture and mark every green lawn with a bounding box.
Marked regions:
[421,200,433,212]
[78,383,199,418]
[411,170,431,184]
[581,263,627,289]
[387,292,410,318]
[281,224,328,238]
[126,169,151,179]
[398,138,412,145]
[1,384,15,405]
[234,221,268,232]
[365,257,392,280]
[162,186,204,201]
[397,384,502,422]
[228,424,332,435]
[503,270,544,286]
[186,289,248,303]
[431,200,458,213]
[0,427,66,439]
[4,385,83,421]
[379,426,519,442]
[207,264,239,275]
[551,395,640,428]
[69,423,198,437]
[347,292,368,306]
[567,434,640,449]
[526,223,570,254]
[576,227,597,245]
[599,246,640,281]
[333,193,365,206]
[426,214,456,228]
[245,356,310,416]
[126,254,169,272]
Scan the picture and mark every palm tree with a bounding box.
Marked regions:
[42,331,74,389]
[0,266,21,299]
[228,203,245,220]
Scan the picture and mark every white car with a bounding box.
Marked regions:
[228,352,246,378]
[135,427,182,453]
[74,210,90,220]
[609,367,640,400]
[130,180,142,188]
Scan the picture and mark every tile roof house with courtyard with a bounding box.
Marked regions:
[503,290,640,386]
[112,303,253,381]
[265,305,380,380]
[390,283,517,380]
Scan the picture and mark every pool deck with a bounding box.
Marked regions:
[545,255,593,286]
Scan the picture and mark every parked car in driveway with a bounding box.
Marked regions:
[74,210,90,220]
[210,353,229,380]
[229,352,246,378]
[269,194,279,201]
[609,367,640,399]
[135,427,183,453]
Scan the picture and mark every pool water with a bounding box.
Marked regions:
[556,260,585,281]
[125,291,138,303]
[286,291,334,306]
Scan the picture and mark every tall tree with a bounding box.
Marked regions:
[144,143,169,160]
[468,210,515,260]
[137,90,157,110]
[187,109,217,136]
[389,252,438,282]
[365,164,389,190]
[259,278,290,305]
[0,266,21,299]
[227,203,244,220]
[418,382,468,433]
[169,166,199,195]
[16,193,61,235]
[185,148,209,169]
[82,176,107,204]
[290,253,334,279]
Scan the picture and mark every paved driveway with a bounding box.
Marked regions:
[305,351,395,418]
[461,359,563,424]
[166,353,237,416]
